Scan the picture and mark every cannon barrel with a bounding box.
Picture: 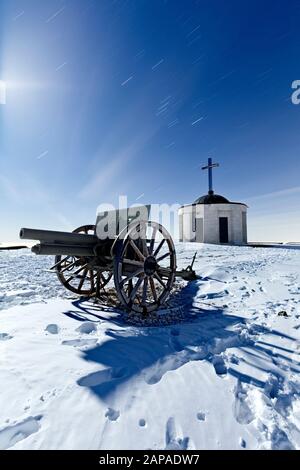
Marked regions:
[20,228,98,245]
[31,243,95,256]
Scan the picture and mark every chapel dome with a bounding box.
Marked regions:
[194,193,230,205]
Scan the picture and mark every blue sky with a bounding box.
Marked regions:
[0,0,300,242]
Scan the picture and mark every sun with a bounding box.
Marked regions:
[0,81,6,105]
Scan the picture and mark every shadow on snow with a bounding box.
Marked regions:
[62,281,299,403]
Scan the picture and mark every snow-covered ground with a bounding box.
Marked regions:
[0,244,300,450]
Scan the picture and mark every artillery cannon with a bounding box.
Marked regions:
[20,207,197,315]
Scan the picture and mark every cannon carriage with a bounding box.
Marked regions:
[20,206,196,315]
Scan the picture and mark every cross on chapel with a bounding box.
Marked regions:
[201,158,220,195]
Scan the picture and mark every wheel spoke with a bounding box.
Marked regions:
[120,267,144,287]
[96,272,101,297]
[115,221,176,314]
[51,256,70,270]
[90,270,95,291]
[149,226,157,254]
[78,268,88,290]
[156,252,170,263]
[153,239,165,257]
[55,225,112,296]
[60,259,78,273]
[154,272,166,288]
[129,276,144,302]
[127,279,133,297]
[65,264,87,284]
[99,272,108,286]
[142,277,149,304]
[122,258,144,268]
[129,240,146,261]
[142,238,149,257]
[149,277,158,302]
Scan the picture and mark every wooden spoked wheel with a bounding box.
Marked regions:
[114,221,177,314]
[55,225,112,296]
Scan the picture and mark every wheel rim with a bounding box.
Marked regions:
[55,225,112,296]
[114,221,176,314]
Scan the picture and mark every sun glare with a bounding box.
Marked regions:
[0,80,6,105]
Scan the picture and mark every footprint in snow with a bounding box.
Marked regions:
[62,338,98,348]
[196,412,206,421]
[165,417,190,450]
[139,419,146,427]
[264,374,280,399]
[77,367,127,387]
[76,322,97,334]
[145,357,181,385]
[212,355,227,376]
[233,381,254,425]
[229,354,240,365]
[239,438,246,448]
[0,415,42,450]
[0,333,13,341]
[39,388,57,403]
[105,408,120,422]
[271,427,295,450]
[45,324,59,335]
[242,291,251,298]
[200,290,229,300]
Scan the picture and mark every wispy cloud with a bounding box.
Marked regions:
[79,155,128,201]
[37,150,49,160]
[165,142,175,149]
[186,25,201,38]
[245,186,300,202]
[208,70,235,86]
[152,59,164,71]
[79,125,160,202]
[135,193,144,201]
[46,6,66,23]
[78,79,163,202]
[55,62,68,72]
[167,119,179,128]
[121,76,133,86]
[13,11,25,21]
[191,117,204,126]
